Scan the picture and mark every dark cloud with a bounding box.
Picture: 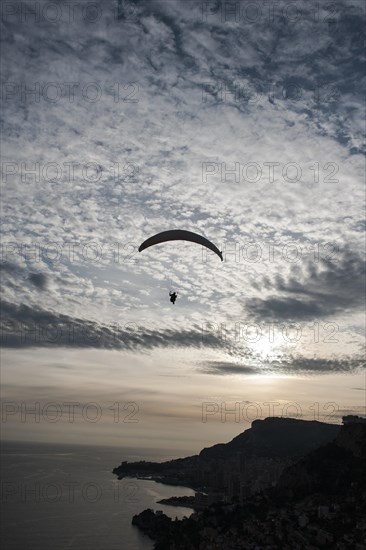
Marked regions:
[199,361,258,375]
[28,272,48,290]
[0,262,20,274]
[247,248,365,320]
[0,300,224,351]
[247,297,323,320]
[1,299,363,376]
[199,355,365,376]
[1,262,49,291]
[277,355,365,375]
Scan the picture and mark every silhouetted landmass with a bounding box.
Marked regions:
[130,417,366,549]
[199,417,340,459]
[113,417,340,498]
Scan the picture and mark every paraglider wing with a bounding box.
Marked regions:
[138,230,223,261]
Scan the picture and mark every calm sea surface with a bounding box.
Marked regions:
[1,440,194,550]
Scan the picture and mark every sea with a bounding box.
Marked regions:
[1,440,195,550]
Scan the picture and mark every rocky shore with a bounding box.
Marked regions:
[129,417,366,549]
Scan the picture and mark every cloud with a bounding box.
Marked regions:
[199,361,259,375]
[199,355,365,376]
[278,355,365,375]
[28,272,48,290]
[0,261,20,274]
[2,298,363,377]
[0,300,224,351]
[1,261,50,293]
[246,248,365,320]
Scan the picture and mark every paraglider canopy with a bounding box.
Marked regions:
[138,230,223,261]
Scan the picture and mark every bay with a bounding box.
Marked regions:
[1,440,194,550]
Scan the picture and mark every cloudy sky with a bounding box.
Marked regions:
[1,0,365,455]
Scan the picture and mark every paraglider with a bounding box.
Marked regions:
[169,291,178,304]
[138,230,223,304]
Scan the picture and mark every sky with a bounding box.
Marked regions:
[1,0,365,456]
